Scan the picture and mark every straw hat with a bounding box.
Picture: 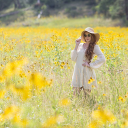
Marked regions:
[81,27,100,43]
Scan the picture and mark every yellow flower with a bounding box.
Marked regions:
[0,75,5,82]
[121,120,128,128]
[6,97,11,100]
[12,114,28,127]
[118,96,126,102]
[9,84,31,101]
[121,98,126,103]
[2,58,28,77]
[87,119,103,128]
[97,105,101,110]
[88,77,95,84]
[68,66,70,69]
[0,105,20,121]
[60,65,64,69]
[94,55,97,60]
[92,85,95,88]
[118,96,123,100]
[61,62,65,66]
[125,95,127,98]
[59,98,71,106]
[29,72,50,89]
[92,109,116,124]
[51,35,57,41]
[88,79,91,84]
[42,114,65,127]
[0,90,6,98]
[98,81,101,84]
[103,94,106,96]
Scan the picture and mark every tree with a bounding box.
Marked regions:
[125,0,128,20]
[95,0,115,17]
[13,0,21,9]
[0,0,13,11]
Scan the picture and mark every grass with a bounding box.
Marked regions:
[2,15,121,28]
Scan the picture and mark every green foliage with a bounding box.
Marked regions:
[95,0,115,17]
[95,0,125,19]
[28,0,36,4]
[40,0,63,8]
[86,0,97,5]
[41,5,50,16]
[0,0,12,11]
[65,6,77,13]
[108,0,125,19]
[65,6,79,18]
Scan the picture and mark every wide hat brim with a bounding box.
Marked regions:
[81,27,100,43]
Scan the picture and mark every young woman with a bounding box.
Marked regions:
[71,27,105,97]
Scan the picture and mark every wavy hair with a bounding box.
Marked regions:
[85,33,96,64]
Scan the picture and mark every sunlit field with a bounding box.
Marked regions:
[0,26,128,128]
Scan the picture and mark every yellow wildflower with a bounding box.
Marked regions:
[88,77,95,84]
[88,119,103,128]
[98,81,101,84]
[42,114,65,127]
[0,90,6,98]
[60,65,64,69]
[9,84,31,101]
[0,105,20,121]
[121,120,128,128]
[12,114,28,127]
[29,72,49,89]
[59,98,71,106]
[2,58,28,77]
[92,109,116,124]
[92,85,95,88]
[118,96,126,102]
[103,94,106,96]
[0,75,5,82]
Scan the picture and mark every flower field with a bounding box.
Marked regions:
[0,26,128,128]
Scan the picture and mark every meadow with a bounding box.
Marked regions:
[0,26,128,128]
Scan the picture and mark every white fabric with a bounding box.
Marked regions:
[71,43,105,90]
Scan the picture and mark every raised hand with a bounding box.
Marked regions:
[74,37,81,51]
[75,37,81,46]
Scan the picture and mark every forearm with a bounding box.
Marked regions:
[74,44,79,50]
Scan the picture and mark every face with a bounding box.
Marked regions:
[84,32,91,43]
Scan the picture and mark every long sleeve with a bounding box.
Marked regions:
[71,49,77,62]
[71,43,83,62]
[89,45,105,69]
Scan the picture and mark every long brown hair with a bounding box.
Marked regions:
[85,34,96,64]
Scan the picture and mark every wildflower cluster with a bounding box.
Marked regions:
[88,77,95,84]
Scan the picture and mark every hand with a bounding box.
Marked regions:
[75,37,81,46]
[82,60,90,67]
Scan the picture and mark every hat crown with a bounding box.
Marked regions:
[85,27,94,33]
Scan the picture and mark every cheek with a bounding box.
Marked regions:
[89,37,91,40]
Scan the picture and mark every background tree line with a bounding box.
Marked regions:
[0,0,128,23]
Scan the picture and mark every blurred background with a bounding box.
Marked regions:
[0,0,127,27]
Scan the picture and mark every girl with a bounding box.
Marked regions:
[71,27,105,97]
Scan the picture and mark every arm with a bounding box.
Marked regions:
[89,45,106,69]
[71,37,81,62]
[71,43,80,62]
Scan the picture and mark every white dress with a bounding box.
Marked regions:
[71,43,106,90]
